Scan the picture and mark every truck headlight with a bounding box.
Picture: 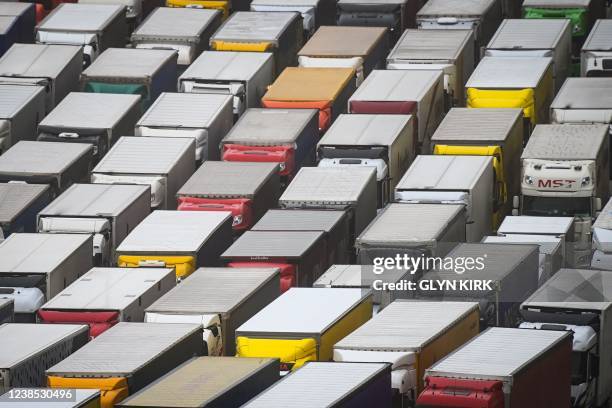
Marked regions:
[581,177,591,186]
[524,176,534,185]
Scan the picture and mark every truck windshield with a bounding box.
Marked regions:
[571,351,589,385]
[523,196,591,217]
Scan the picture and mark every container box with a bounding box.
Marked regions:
[0,183,50,239]
[165,0,230,19]
[551,77,612,127]
[78,0,162,30]
[250,0,335,36]
[581,19,612,77]
[522,0,606,41]
[0,84,46,153]
[0,3,35,56]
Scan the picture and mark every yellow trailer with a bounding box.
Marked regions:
[166,0,230,19]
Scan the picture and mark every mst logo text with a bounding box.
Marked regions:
[537,179,575,188]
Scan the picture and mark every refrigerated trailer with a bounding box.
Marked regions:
[0,183,50,239]
[145,267,279,356]
[250,0,336,36]
[581,19,612,76]
[0,3,35,56]
[0,299,13,324]
[0,84,45,153]
[78,0,161,31]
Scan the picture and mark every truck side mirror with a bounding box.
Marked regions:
[512,195,519,209]
[594,197,602,212]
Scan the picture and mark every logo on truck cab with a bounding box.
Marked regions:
[537,179,575,189]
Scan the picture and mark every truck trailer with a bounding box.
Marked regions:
[0,183,50,239]
[250,0,335,36]
[0,84,45,153]
[581,19,612,77]
[0,3,35,56]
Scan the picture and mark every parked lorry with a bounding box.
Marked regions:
[0,84,45,153]
[165,0,230,18]
[235,287,372,373]
[0,323,88,393]
[0,43,82,112]
[581,19,612,76]
[145,267,279,356]
[178,51,274,118]
[243,362,391,407]
[386,29,474,107]
[395,155,494,242]
[0,183,50,239]
[177,162,279,232]
[592,198,612,270]
[348,70,445,154]
[0,3,35,56]
[116,210,233,280]
[91,136,195,210]
[46,322,204,408]
[250,0,336,36]
[78,0,160,31]
[0,389,100,407]
[317,114,414,208]
[417,327,572,407]
[0,299,12,323]
[334,301,479,404]
[37,183,150,265]
[117,357,278,408]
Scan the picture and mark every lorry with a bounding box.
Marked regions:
[261,67,356,132]
[592,197,612,270]
[37,92,141,162]
[0,183,50,239]
[395,155,494,242]
[116,210,233,280]
[78,0,161,32]
[0,43,82,112]
[116,357,278,408]
[220,108,319,186]
[484,18,572,92]
[317,114,415,208]
[35,4,128,67]
[581,19,612,76]
[416,327,572,408]
[145,267,279,356]
[177,161,279,231]
[0,299,13,323]
[130,8,221,69]
[520,268,612,408]
[178,51,274,118]
[0,389,100,407]
[0,3,35,56]
[135,92,233,161]
[417,242,540,328]
[431,108,524,228]
[46,322,204,408]
[243,362,391,407]
[334,301,480,404]
[91,136,195,210]
[250,0,336,36]
[0,84,45,153]
[386,29,474,108]
[235,287,372,373]
[37,183,150,265]
[347,69,445,153]
[0,323,89,393]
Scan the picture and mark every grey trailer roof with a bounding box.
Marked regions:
[482,235,561,255]
[146,267,279,315]
[223,108,317,145]
[243,362,388,408]
[0,389,99,407]
[46,322,202,376]
[298,26,387,57]
[318,114,412,147]
[0,233,91,274]
[0,17,15,34]
[0,3,32,15]
[132,8,219,42]
[335,301,478,351]
[177,161,278,198]
[0,323,88,369]
[116,211,231,253]
[252,0,319,6]
[222,230,324,259]
[418,0,498,16]
[180,51,273,81]
[356,203,464,247]
[521,124,608,160]
[41,267,174,311]
[498,216,573,235]
[252,209,346,233]
[466,57,552,89]
[594,198,612,230]
[522,268,612,311]
[388,29,473,62]
[0,141,91,176]
[0,84,45,118]
[82,48,177,79]
[39,183,149,218]
[339,0,406,5]
[426,327,569,380]
[583,19,612,51]
[396,155,491,191]
[350,69,442,102]
[431,108,523,142]
[117,357,277,407]
[279,167,376,205]
[236,288,369,335]
[93,136,194,175]
[0,44,81,79]
[37,4,125,32]
[523,0,591,7]
[137,92,232,129]
[211,11,298,43]
[0,183,49,224]
[487,19,570,50]
[39,93,141,132]
[551,78,612,109]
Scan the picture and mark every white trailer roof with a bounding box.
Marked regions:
[0,233,90,274]
[0,44,81,79]
[0,84,44,118]
[221,230,324,259]
[418,0,498,16]
[132,8,219,41]
[252,209,346,233]
[314,264,410,289]
[426,327,569,380]
[487,19,569,50]
[41,267,174,311]
[82,48,176,79]
[466,57,552,89]
[0,3,31,15]
[431,108,523,142]
[521,124,608,160]
[318,114,412,147]
[236,288,369,335]
[551,78,612,109]
[523,0,591,7]
[396,155,491,191]
[594,198,612,230]
[211,11,297,42]
[46,322,201,376]
[498,216,573,235]
[583,19,612,51]
[482,235,561,255]
[180,51,273,81]
[349,69,442,102]
[37,4,124,32]
[252,0,319,5]
[388,29,473,61]
[0,183,48,224]
[0,141,91,175]
[146,267,279,315]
